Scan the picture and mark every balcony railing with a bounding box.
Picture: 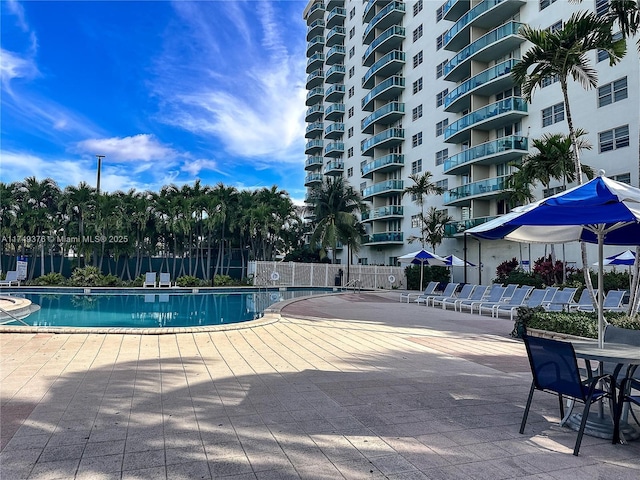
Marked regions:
[361,205,404,221]
[362,25,406,66]
[327,7,347,28]
[306,19,325,41]
[363,0,377,23]
[324,122,345,138]
[305,122,324,138]
[306,52,325,73]
[324,103,345,120]
[444,97,528,143]
[361,75,404,111]
[326,26,346,46]
[362,232,404,244]
[305,104,324,122]
[363,1,406,44]
[305,2,325,23]
[305,87,324,106]
[324,142,345,156]
[362,179,404,199]
[326,45,346,64]
[443,135,528,174]
[361,127,404,156]
[361,102,404,133]
[441,0,471,22]
[444,0,508,50]
[304,173,323,186]
[323,160,344,174]
[306,35,325,56]
[305,140,324,154]
[444,216,497,237]
[305,156,324,170]
[324,84,345,102]
[443,176,509,205]
[325,64,346,83]
[306,69,324,89]
[361,154,404,177]
[362,50,405,89]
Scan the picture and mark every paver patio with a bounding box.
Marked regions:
[1,291,639,479]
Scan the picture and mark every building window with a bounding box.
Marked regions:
[348,127,354,138]
[348,86,354,98]
[413,51,423,68]
[359,182,367,192]
[413,0,423,16]
[598,31,623,62]
[348,106,354,118]
[411,159,422,174]
[358,257,368,265]
[413,78,423,94]
[436,179,448,190]
[349,46,355,59]
[348,66,354,78]
[596,0,609,17]
[436,119,448,137]
[436,5,444,22]
[411,214,422,228]
[349,7,355,20]
[349,27,355,39]
[548,20,563,33]
[599,125,629,152]
[598,77,627,107]
[347,167,353,177]
[542,102,564,127]
[412,105,423,121]
[412,132,423,147]
[613,172,631,184]
[435,148,448,166]
[541,74,559,88]
[347,147,354,157]
[413,25,423,42]
[436,89,448,108]
[436,33,445,50]
[436,60,447,79]
[540,0,558,10]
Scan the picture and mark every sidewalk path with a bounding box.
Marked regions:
[1,291,638,479]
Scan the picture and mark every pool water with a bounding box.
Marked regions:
[14,290,324,328]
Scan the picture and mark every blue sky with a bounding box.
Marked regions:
[1,0,309,202]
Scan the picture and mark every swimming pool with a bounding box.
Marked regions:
[6,289,330,329]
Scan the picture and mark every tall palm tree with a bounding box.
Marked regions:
[402,172,444,248]
[422,207,453,254]
[511,11,626,181]
[306,177,366,264]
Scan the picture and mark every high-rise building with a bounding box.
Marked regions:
[303,0,639,281]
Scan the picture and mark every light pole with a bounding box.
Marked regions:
[96,155,105,194]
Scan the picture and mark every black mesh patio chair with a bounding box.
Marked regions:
[520,335,615,456]
[613,377,640,444]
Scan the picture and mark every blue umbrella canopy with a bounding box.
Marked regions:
[398,249,446,291]
[604,250,636,266]
[442,254,475,267]
[466,175,640,347]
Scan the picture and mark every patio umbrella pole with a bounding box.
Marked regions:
[598,230,604,349]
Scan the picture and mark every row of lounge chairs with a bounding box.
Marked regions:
[401,283,629,319]
[143,272,173,288]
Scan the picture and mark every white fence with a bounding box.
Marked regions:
[249,261,406,289]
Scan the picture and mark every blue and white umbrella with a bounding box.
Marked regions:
[602,250,636,266]
[398,249,447,291]
[442,254,475,267]
[466,174,640,347]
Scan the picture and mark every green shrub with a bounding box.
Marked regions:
[404,265,450,290]
[496,269,544,288]
[176,275,206,287]
[69,266,103,287]
[213,275,234,286]
[100,274,122,287]
[29,272,66,286]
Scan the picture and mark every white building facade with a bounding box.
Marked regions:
[302,0,639,284]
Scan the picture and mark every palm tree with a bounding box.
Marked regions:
[511,11,626,181]
[306,177,366,264]
[402,172,445,248]
[422,207,453,254]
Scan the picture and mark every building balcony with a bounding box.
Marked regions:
[327,0,344,9]
[306,35,325,56]
[326,7,347,28]
[324,84,345,102]
[304,173,324,187]
[362,232,404,245]
[326,45,346,65]
[362,50,405,89]
[361,102,404,134]
[306,19,325,41]
[443,176,509,207]
[326,26,346,47]
[362,25,405,67]
[444,0,526,52]
[305,122,324,138]
[444,59,519,113]
[363,1,406,45]
[442,0,470,22]
[305,2,325,23]
[305,140,324,155]
[361,205,404,222]
[324,142,344,157]
[305,156,324,171]
[361,154,404,179]
[444,96,528,144]
[361,127,404,156]
[443,135,528,175]
[324,122,345,139]
[361,75,405,111]
[325,64,346,84]
[362,179,404,200]
[306,69,324,89]
[444,21,525,82]
[363,0,379,23]
[323,160,344,175]
[306,52,325,73]
[444,216,498,237]
[305,104,324,122]
[324,103,345,121]
[305,87,324,106]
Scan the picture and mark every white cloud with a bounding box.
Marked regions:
[0,48,39,90]
[74,134,178,163]
[181,158,221,176]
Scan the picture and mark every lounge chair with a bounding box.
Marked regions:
[432,284,475,310]
[577,289,626,312]
[480,286,534,317]
[399,281,439,303]
[543,288,578,312]
[494,288,547,320]
[423,283,460,307]
[463,285,507,314]
[0,271,19,286]
[143,272,157,288]
[454,285,488,311]
[159,272,172,288]
[567,289,595,311]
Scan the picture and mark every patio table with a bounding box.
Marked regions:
[568,340,640,441]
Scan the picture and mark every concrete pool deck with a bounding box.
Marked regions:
[1,291,639,479]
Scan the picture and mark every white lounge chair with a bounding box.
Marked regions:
[399,281,439,303]
[577,289,626,312]
[143,272,157,288]
[424,283,460,307]
[0,271,20,286]
[433,284,475,310]
[159,273,172,288]
[543,288,578,312]
[454,285,489,311]
[481,286,534,317]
